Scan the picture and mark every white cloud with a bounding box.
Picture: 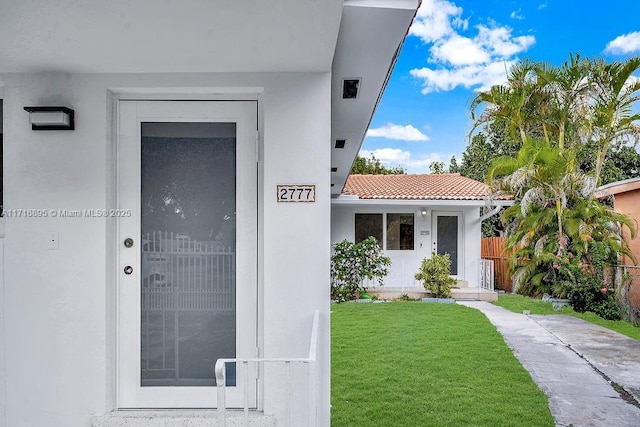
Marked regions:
[538,3,547,10]
[409,0,467,44]
[429,34,490,65]
[360,149,451,174]
[360,148,411,165]
[628,75,640,85]
[622,74,640,92]
[475,25,535,58]
[604,32,640,55]
[411,60,515,94]
[366,123,429,141]
[408,0,535,94]
[510,10,524,20]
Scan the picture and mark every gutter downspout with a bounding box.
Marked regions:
[479,205,502,222]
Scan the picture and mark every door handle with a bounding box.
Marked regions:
[124,266,133,275]
[124,238,134,248]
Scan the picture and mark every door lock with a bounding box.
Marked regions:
[124,266,133,275]
[124,238,134,248]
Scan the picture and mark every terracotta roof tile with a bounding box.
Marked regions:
[343,173,497,200]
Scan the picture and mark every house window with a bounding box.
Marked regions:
[386,213,414,250]
[355,213,383,244]
[354,213,414,250]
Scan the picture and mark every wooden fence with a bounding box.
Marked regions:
[481,237,512,292]
[616,265,640,325]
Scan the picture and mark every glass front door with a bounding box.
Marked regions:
[117,101,257,408]
[432,212,462,276]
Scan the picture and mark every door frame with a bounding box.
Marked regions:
[115,99,260,409]
[431,211,463,278]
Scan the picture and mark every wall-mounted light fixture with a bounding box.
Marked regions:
[24,106,75,131]
[421,209,428,219]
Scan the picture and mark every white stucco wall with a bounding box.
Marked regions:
[331,204,483,288]
[0,72,331,427]
[462,206,482,286]
[0,236,5,427]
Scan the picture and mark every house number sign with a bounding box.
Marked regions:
[277,185,316,202]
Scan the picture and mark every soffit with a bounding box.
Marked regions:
[0,0,342,73]
[330,2,419,196]
[0,0,421,197]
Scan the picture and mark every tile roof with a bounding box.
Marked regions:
[343,173,496,200]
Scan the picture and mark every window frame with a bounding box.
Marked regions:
[353,211,416,252]
[354,213,383,245]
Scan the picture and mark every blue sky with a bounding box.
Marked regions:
[362,0,640,173]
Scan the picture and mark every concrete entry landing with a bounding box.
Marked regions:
[367,282,498,302]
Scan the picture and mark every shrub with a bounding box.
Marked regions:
[330,237,391,302]
[566,280,621,320]
[414,252,457,298]
[516,238,624,321]
[396,293,418,302]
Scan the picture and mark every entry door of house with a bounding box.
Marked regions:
[432,212,462,276]
[117,100,257,408]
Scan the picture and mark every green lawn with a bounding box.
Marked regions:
[331,302,554,426]
[493,294,640,340]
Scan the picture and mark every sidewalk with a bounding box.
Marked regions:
[458,301,640,427]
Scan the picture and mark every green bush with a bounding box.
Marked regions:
[415,252,457,298]
[516,238,624,321]
[330,237,391,302]
[566,279,621,320]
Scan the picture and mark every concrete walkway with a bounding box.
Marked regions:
[458,301,640,427]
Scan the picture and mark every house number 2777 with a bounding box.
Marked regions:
[277,185,316,202]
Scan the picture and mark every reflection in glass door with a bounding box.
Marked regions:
[117,100,257,409]
[140,122,237,387]
[433,213,461,275]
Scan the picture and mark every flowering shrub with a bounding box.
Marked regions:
[330,237,391,302]
[515,236,622,320]
[414,252,457,298]
[547,237,581,296]
[566,279,621,320]
[551,239,622,320]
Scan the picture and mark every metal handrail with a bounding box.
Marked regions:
[215,309,320,427]
[479,259,495,291]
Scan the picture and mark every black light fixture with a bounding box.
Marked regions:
[331,167,338,172]
[24,106,75,131]
[335,139,346,149]
[342,79,361,99]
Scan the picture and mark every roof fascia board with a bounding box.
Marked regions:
[597,177,640,195]
[332,198,513,207]
[344,0,420,10]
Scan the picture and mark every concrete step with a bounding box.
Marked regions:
[368,287,498,302]
[451,288,498,302]
[456,280,470,288]
[92,410,277,427]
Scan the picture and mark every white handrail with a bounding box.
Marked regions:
[307,309,319,361]
[215,310,321,427]
[479,259,495,291]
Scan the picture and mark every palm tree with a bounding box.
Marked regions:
[471,55,640,189]
[488,138,634,294]
[470,60,540,146]
[472,54,640,296]
[534,54,590,150]
[488,138,590,238]
[586,57,640,186]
